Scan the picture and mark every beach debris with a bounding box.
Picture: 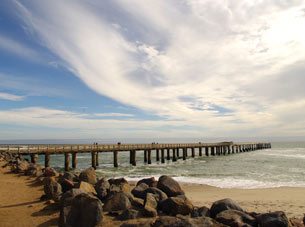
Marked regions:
[210,198,244,218]
[64,193,103,227]
[256,211,290,227]
[191,206,210,218]
[136,177,157,188]
[157,175,185,197]
[43,177,62,201]
[94,178,110,200]
[160,195,194,216]
[79,167,97,185]
[215,209,257,227]
[103,191,132,213]
[131,182,149,198]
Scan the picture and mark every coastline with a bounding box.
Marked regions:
[1,160,305,227]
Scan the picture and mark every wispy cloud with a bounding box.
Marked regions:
[0,92,25,101]
[94,113,134,117]
[12,0,305,137]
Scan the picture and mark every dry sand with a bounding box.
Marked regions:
[1,159,305,226]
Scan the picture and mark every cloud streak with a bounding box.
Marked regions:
[12,0,305,137]
[0,92,25,101]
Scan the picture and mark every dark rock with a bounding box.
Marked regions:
[24,163,43,176]
[210,198,243,218]
[44,167,57,177]
[161,195,193,216]
[131,183,149,198]
[137,177,157,187]
[143,206,158,217]
[256,211,289,227]
[59,179,75,193]
[191,206,210,218]
[59,172,75,182]
[143,193,158,217]
[119,208,139,220]
[16,160,29,172]
[145,187,168,202]
[189,216,229,227]
[153,216,192,227]
[79,167,97,185]
[95,178,110,200]
[131,197,144,208]
[43,177,62,200]
[75,181,97,194]
[215,209,257,227]
[65,193,103,227]
[157,175,185,197]
[109,177,130,193]
[59,189,83,227]
[103,192,131,213]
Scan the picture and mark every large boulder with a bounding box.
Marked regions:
[215,209,257,227]
[24,164,43,176]
[157,175,184,197]
[59,172,77,193]
[108,177,130,193]
[119,208,140,220]
[210,198,243,218]
[16,160,29,172]
[59,189,84,227]
[256,211,289,227]
[76,181,97,194]
[103,192,131,213]
[137,177,157,187]
[44,167,58,177]
[145,187,168,202]
[79,167,97,185]
[191,206,210,218]
[95,178,110,200]
[160,195,194,216]
[65,193,103,227]
[43,177,62,200]
[143,193,158,217]
[131,183,149,198]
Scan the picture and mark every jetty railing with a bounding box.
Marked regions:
[0,142,271,171]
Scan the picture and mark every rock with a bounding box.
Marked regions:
[143,206,158,217]
[157,175,185,197]
[210,198,243,218]
[109,177,130,193]
[16,160,29,172]
[189,216,229,227]
[143,193,158,217]
[59,189,83,227]
[44,167,57,177]
[191,206,210,218]
[76,181,97,194]
[65,193,103,227]
[137,177,157,187]
[95,178,110,200]
[59,179,75,193]
[131,183,149,198]
[43,177,62,200]
[215,209,257,227]
[24,164,43,176]
[290,217,303,227]
[153,216,192,227]
[161,195,193,216]
[256,211,289,227]
[79,167,97,185]
[59,172,76,182]
[145,187,168,202]
[131,197,144,208]
[119,208,140,220]
[103,192,131,213]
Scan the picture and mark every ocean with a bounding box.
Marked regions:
[21,141,305,189]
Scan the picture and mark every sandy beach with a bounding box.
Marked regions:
[1,160,305,226]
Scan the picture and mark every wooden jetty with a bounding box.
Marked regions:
[0,142,271,171]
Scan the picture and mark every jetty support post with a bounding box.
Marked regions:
[91,151,97,169]
[96,152,99,166]
[183,148,186,160]
[130,151,133,164]
[167,149,170,160]
[177,148,180,158]
[65,153,71,171]
[191,147,195,158]
[211,146,215,156]
[131,150,136,166]
[161,149,165,163]
[31,154,37,164]
[114,151,118,167]
[45,154,50,168]
[144,150,148,163]
[172,148,177,162]
[199,147,202,156]
[72,152,77,168]
[156,149,160,161]
[148,150,152,164]
[205,147,209,156]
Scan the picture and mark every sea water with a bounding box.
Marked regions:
[22,142,305,189]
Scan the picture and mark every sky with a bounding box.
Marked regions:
[1,0,305,142]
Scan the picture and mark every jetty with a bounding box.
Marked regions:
[0,142,271,171]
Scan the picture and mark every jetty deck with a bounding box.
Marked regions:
[0,142,271,171]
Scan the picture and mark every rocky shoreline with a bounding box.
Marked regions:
[1,151,304,227]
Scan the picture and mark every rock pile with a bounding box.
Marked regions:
[1,153,303,227]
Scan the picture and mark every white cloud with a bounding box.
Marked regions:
[0,92,25,101]
[94,113,134,117]
[12,0,305,138]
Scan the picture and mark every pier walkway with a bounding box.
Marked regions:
[0,142,271,171]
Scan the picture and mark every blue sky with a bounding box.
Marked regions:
[1,0,305,141]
